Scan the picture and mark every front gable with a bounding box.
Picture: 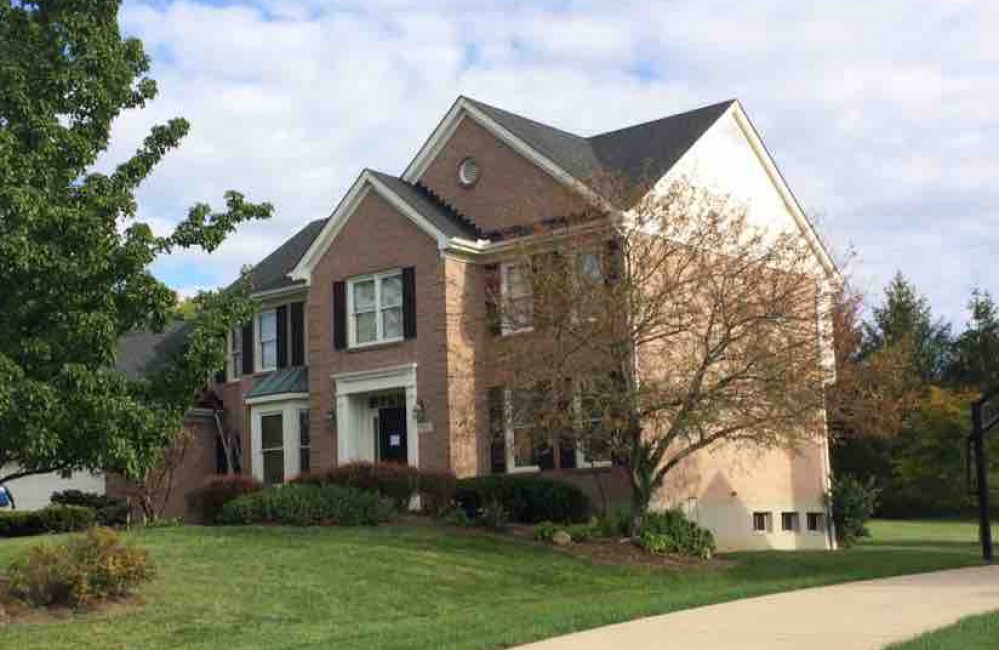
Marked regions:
[403,98,597,238]
[291,170,453,285]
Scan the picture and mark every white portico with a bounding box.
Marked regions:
[332,363,420,468]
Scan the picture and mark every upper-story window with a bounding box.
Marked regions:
[227,328,243,380]
[500,262,533,334]
[258,310,277,371]
[348,270,404,347]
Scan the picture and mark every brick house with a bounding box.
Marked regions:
[121,96,839,551]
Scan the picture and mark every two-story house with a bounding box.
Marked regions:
[121,96,839,551]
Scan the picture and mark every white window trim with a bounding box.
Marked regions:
[346,269,404,349]
[500,261,533,336]
[256,309,278,372]
[504,387,540,473]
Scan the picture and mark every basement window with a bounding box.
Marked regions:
[752,511,773,533]
[781,512,800,532]
[806,512,825,532]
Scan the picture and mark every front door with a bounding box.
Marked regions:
[378,406,408,464]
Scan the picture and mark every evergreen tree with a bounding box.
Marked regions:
[947,289,999,393]
[864,272,952,384]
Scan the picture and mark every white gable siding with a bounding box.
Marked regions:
[661,109,801,240]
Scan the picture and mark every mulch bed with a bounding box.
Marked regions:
[0,577,143,627]
[502,523,732,570]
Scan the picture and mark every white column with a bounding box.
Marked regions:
[336,394,351,464]
[405,385,419,468]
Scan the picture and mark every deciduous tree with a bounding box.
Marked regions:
[0,0,270,485]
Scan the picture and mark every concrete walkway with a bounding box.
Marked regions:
[518,566,999,650]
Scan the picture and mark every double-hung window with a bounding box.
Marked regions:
[258,310,277,371]
[500,262,533,334]
[348,270,403,347]
[228,328,243,380]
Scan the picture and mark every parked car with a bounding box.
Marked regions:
[0,484,14,510]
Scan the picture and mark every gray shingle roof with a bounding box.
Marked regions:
[369,170,481,239]
[115,320,190,380]
[244,218,327,294]
[464,96,735,204]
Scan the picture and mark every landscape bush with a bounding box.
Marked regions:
[184,475,263,524]
[294,463,457,514]
[829,474,880,546]
[454,475,591,524]
[0,505,96,538]
[219,483,391,526]
[637,510,715,558]
[6,527,154,608]
[533,520,599,543]
[50,490,128,527]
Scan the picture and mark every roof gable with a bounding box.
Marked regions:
[290,169,476,283]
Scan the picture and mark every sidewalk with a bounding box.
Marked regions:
[517,565,999,650]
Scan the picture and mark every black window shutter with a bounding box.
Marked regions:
[402,266,417,339]
[484,264,501,336]
[290,301,305,366]
[605,238,623,284]
[332,281,347,350]
[276,304,288,368]
[488,387,507,474]
[241,321,254,376]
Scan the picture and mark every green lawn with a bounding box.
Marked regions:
[0,519,991,650]
[886,610,999,649]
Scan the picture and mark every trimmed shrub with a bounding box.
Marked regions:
[294,463,457,514]
[219,484,391,526]
[637,510,715,559]
[454,475,591,524]
[185,475,263,524]
[0,505,95,538]
[532,521,559,541]
[50,490,128,527]
[417,470,458,516]
[6,527,154,608]
[829,474,880,546]
[595,508,631,538]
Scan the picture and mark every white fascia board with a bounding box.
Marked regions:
[289,170,450,284]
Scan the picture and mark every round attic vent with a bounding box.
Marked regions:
[458,157,479,187]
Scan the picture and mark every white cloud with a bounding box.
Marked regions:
[114,0,999,325]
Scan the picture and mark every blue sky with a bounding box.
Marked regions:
[107,0,998,327]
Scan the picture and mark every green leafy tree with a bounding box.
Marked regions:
[947,289,999,393]
[864,272,952,383]
[0,1,271,485]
